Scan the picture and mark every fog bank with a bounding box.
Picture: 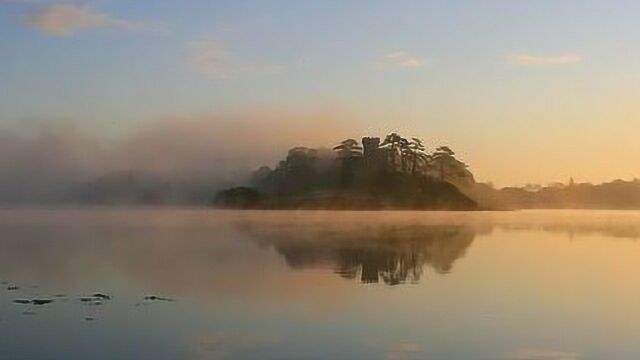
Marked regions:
[0,108,362,203]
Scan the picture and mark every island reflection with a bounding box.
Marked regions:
[3,209,640,296]
[235,221,477,285]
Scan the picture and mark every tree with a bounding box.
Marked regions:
[333,139,363,160]
[380,133,408,172]
[334,139,363,187]
[430,146,472,184]
[282,147,319,193]
[431,146,456,181]
[403,137,430,175]
[286,147,318,173]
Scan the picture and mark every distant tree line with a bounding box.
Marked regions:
[465,178,640,210]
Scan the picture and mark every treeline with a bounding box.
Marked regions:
[464,179,640,209]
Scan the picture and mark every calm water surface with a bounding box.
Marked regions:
[1,208,640,360]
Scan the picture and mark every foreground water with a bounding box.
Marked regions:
[1,209,640,359]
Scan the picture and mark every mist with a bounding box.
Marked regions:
[0,107,362,204]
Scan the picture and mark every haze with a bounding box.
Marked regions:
[2,0,640,192]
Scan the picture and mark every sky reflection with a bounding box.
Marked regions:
[2,209,640,359]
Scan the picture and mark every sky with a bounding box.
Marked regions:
[1,0,640,187]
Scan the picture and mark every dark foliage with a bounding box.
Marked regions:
[216,133,478,210]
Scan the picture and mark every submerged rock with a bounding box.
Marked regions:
[144,295,175,302]
[80,293,112,304]
[32,299,54,305]
[92,293,111,300]
[13,298,54,305]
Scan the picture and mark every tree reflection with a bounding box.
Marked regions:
[238,223,476,285]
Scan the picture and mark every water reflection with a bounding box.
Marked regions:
[2,209,640,360]
[238,222,476,284]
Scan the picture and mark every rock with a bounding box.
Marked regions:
[14,298,54,305]
[92,293,111,300]
[31,299,53,306]
[144,295,175,302]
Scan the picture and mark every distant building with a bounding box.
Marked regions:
[362,137,401,172]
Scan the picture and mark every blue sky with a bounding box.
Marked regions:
[1,0,640,185]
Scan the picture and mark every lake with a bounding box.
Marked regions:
[1,208,640,360]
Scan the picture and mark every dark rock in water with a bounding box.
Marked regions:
[144,295,175,302]
[31,299,53,306]
[14,298,54,305]
[80,293,111,304]
[84,317,95,321]
[7,286,19,291]
[92,293,111,300]
[53,294,66,298]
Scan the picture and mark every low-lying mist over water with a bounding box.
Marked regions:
[0,108,360,204]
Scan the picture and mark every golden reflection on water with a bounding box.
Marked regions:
[2,209,640,359]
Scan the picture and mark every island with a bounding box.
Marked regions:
[215,133,478,210]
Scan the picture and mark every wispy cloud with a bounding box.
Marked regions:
[508,347,580,360]
[188,38,280,79]
[507,53,583,66]
[373,51,426,70]
[24,4,166,36]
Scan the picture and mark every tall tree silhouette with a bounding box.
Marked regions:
[381,133,408,172]
[283,147,319,193]
[431,146,470,182]
[403,137,430,175]
[333,139,363,187]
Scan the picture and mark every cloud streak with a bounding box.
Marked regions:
[373,51,425,70]
[24,4,165,36]
[188,38,281,79]
[507,54,583,66]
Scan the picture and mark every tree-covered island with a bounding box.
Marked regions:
[216,133,478,210]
